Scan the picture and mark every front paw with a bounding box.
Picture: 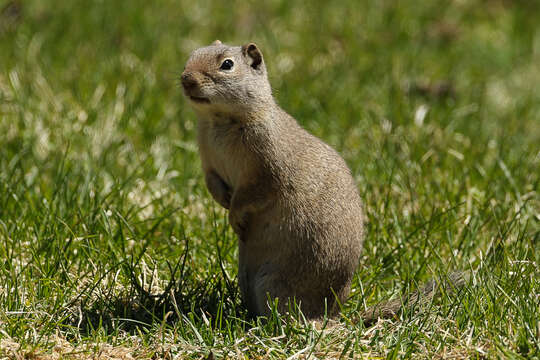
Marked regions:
[229,210,248,242]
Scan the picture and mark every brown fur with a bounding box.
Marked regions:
[182,41,365,318]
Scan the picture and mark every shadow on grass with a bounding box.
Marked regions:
[71,230,247,335]
[73,267,246,335]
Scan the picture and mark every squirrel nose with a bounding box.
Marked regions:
[181,72,197,91]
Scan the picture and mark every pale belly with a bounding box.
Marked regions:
[199,127,254,191]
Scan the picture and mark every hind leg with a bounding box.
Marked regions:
[251,263,292,317]
[251,264,327,318]
[253,266,351,318]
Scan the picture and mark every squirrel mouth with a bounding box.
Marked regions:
[189,95,210,104]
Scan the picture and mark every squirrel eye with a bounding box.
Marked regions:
[220,59,234,70]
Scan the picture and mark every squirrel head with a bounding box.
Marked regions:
[181,41,273,115]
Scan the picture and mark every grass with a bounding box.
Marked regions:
[0,0,539,358]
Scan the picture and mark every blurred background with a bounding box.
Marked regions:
[2,0,539,174]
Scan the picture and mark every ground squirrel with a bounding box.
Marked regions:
[181,40,364,319]
[181,41,467,321]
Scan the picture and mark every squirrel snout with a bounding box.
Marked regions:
[181,72,198,91]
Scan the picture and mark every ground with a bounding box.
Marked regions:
[0,0,539,359]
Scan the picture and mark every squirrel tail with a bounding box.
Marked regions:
[360,271,470,325]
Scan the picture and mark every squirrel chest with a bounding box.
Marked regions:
[197,117,259,191]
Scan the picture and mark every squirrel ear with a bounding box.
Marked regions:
[212,40,222,45]
[242,43,263,70]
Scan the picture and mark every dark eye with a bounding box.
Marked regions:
[220,59,234,70]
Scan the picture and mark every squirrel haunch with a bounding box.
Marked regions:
[182,41,365,319]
